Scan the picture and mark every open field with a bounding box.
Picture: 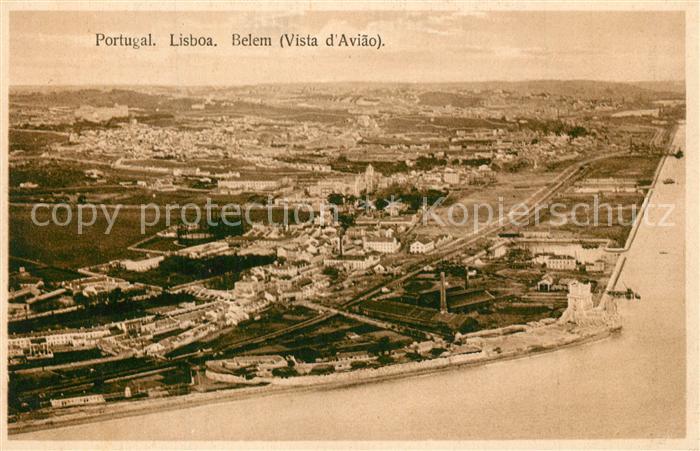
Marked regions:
[583,155,661,180]
[9,129,69,153]
[528,192,645,247]
[9,160,94,188]
[9,258,83,284]
[429,170,558,237]
[9,206,152,269]
[9,202,316,270]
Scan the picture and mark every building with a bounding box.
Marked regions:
[8,302,29,318]
[363,236,400,254]
[51,394,106,409]
[443,171,460,185]
[205,355,288,382]
[233,279,262,299]
[324,255,380,272]
[364,164,378,193]
[9,329,111,354]
[74,104,128,123]
[331,351,377,371]
[373,264,387,274]
[219,355,287,372]
[435,234,452,247]
[410,238,435,254]
[119,256,164,272]
[573,178,638,194]
[178,241,229,258]
[24,288,67,306]
[408,340,436,356]
[537,274,555,292]
[545,255,577,271]
[218,179,280,192]
[585,260,606,273]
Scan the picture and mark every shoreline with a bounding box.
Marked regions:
[9,140,675,438]
[9,324,617,437]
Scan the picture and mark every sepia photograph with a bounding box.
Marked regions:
[0,1,698,448]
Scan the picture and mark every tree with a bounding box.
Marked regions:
[370,336,393,355]
[272,367,298,378]
[107,287,123,305]
[322,266,340,279]
[567,125,588,139]
[73,292,90,307]
[327,193,344,206]
[350,360,369,369]
[310,364,335,375]
[430,347,447,358]
[296,347,320,363]
[377,354,394,365]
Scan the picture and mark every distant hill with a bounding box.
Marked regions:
[630,80,685,95]
[416,80,684,100]
[10,80,685,111]
[9,88,195,111]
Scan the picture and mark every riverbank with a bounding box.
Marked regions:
[10,130,682,438]
[9,320,618,436]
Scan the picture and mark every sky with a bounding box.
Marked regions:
[9,10,686,86]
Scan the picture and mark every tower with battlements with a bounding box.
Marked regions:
[559,281,593,325]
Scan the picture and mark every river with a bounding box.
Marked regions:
[16,133,687,440]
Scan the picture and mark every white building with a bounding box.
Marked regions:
[573,178,638,194]
[585,260,606,273]
[119,256,164,272]
[410,238,435,254]
[324,255,380,271]
[363,236,400,254]
[218,179,280,192]
[233,279,262,299]
[178,241,229,258]
[443,172,460,185]
[10,329,111,355]
[545,255,577,271]
[51,394,106,409]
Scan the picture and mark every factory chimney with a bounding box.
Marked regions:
[440,271,448,314]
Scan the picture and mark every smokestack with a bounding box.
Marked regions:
[464,265,470,289]
[440,272,447,314]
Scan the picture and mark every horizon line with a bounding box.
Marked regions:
[8,78,687,88]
